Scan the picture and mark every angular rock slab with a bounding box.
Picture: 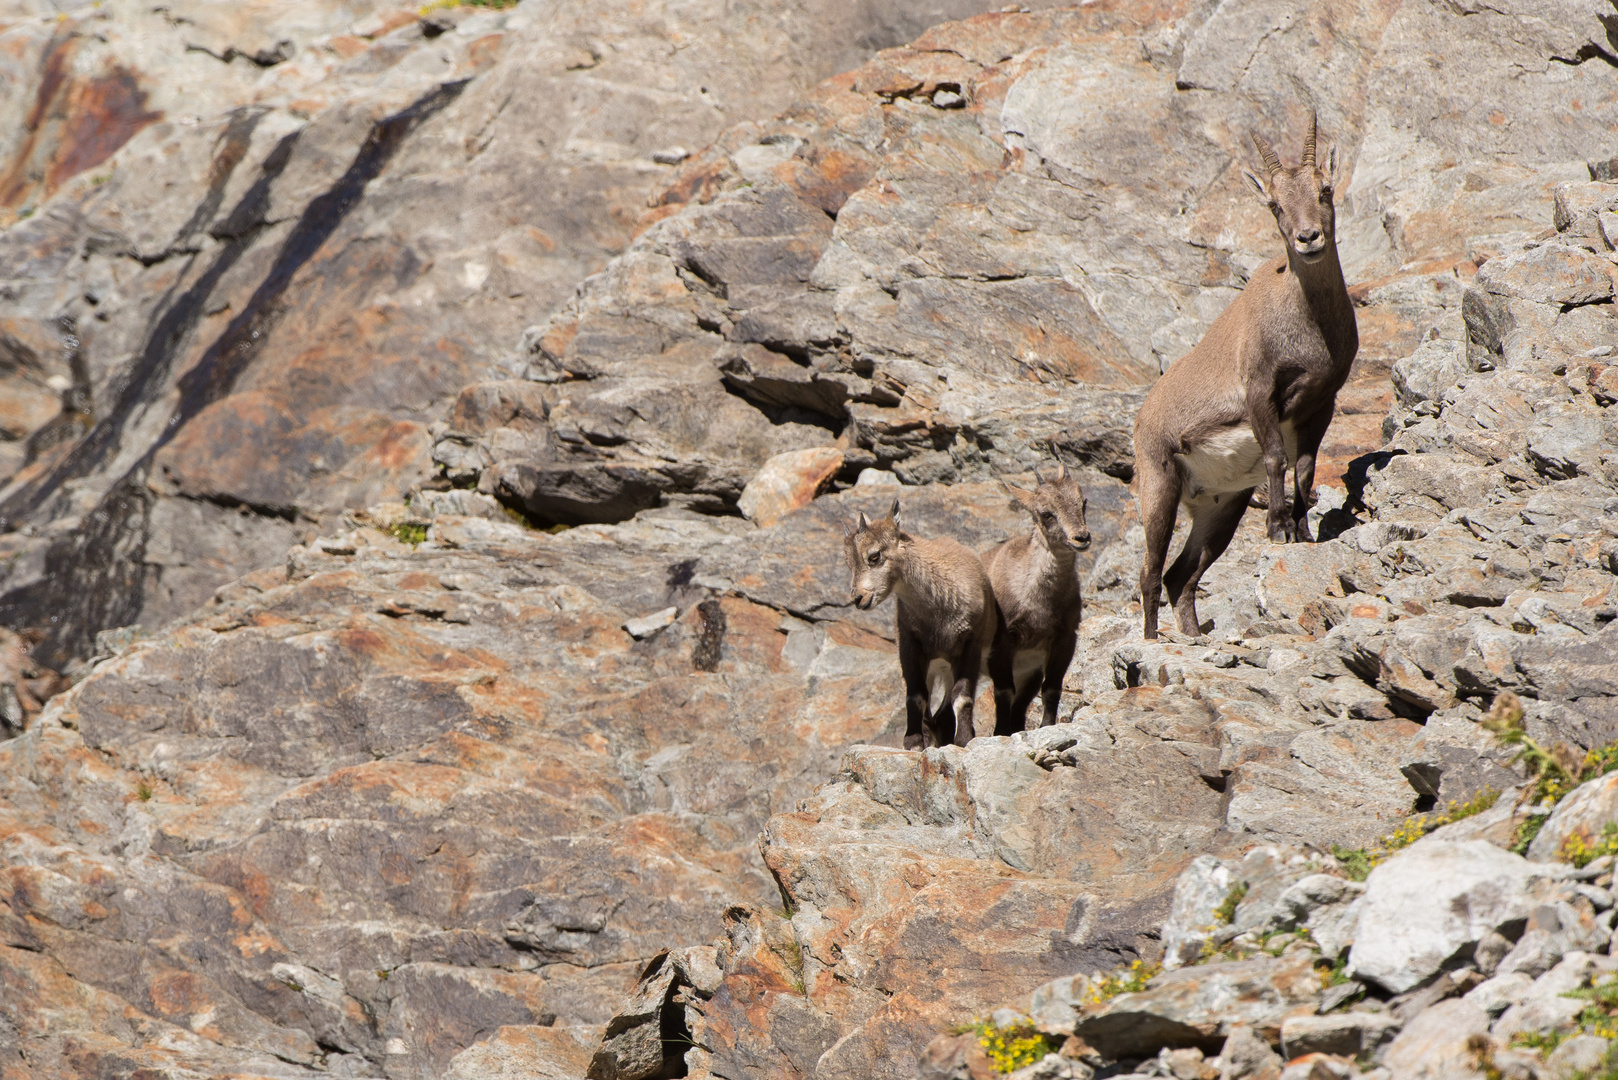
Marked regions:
[1347,841,1566,994]
[1075,953,1322,1059]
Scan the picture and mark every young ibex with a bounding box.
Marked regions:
[1134,112,1358,640]
[981,465,1090,733]
[845,500,997,749]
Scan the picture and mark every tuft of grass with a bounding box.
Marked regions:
[1213,880,1248,924]
[420,0,519,12]
[1084,959,1161,1006]
[1506,973,1618,1065]
[1328,788,1501,881]
[1482,690,1618,807]
[1331,844,1374,883]
[134,779,153,802]
[387,522,428,545]
[965,1017,1060,1074]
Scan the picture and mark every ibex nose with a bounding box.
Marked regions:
[1296,228,1322,245]
[1072,532,1091,551]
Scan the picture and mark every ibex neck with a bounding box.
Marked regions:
[892,548,963,615]
[1287,243,1349,307]
[1287,242,1356,358]
[1030,538,1077,583]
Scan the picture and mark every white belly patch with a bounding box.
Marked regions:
[1175,421,1296,499]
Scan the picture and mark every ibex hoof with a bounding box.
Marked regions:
[903,733,926,751]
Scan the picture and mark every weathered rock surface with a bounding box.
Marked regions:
[0,0,1066,667]
[2,0,1618,1079]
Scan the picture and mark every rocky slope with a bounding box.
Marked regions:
[0,0,1062,671]
[0,1,1617,1079]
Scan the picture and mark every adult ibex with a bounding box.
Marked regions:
[845,500,997,749]
[981,465,1090,733]
[1134,112,1357,640]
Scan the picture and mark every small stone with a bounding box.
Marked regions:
[933,88,965,108]
[623,607,678,639]
[1546,1034,1614,1077]
[652,146,690,165]
[855,467,902,487]
[737,446,845,527]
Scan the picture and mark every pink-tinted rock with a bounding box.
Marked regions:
[738,447,845,527]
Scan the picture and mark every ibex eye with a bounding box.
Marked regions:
[867,552,881,566]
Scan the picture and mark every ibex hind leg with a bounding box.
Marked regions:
[940,641,983,748]
[1136,465,1182,641]
[987,631,1021,737]
[1166,490,1252,637]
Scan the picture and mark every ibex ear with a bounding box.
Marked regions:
[1324,144,1339,189]
[887,498,900,525]
[1242,169,1268,201]
[1002,480,1036,513]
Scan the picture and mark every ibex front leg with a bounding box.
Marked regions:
[1289,406,1333,543]
[1039,630,1077,728]
[938,641,981,748]
[898,631,933,750]
[1247,382,1295,542]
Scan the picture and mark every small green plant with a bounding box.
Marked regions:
[1511,814,1547,856]
[387,522,428,545]
[1509,1029,1569,1054]
[420,0,518,11]
[134,779,153,802]
[1507,973,1618,1060]
[1331,844,1374,883]
[1213,880,1248,924]
[1317,954,1351,989]
[1564,974,1618,1039]
[1560,821,1618,869]
[1481,691,1618,808]
[1083,959,1162,1006]
[1328,788,1501,881]
[966,1017,1060,1074]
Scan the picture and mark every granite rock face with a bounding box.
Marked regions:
[1,1,1618,1079]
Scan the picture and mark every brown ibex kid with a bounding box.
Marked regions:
[1134,112,1358,640]
[845,500,997,749]
[981,464,1090,733]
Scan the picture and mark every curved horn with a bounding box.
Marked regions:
[1250,130,1282,177]
[1302,110,1318,169]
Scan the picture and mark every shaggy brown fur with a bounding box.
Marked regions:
[845,500,997,749]
[981,464,1090,733]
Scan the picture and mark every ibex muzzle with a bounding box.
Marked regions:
[1133,112,1359,641]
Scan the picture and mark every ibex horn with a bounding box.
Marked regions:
[1251,131,1282,177]
[1302,110,1318,169]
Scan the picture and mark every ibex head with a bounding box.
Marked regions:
[1005,462,1090,554]
[1243,111,1339,265]
[844,498,905,610]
